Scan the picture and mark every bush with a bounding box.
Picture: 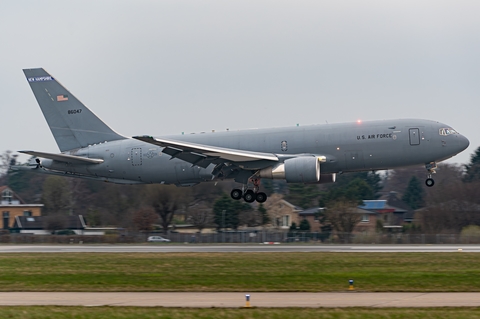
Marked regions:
[460,225,480,243]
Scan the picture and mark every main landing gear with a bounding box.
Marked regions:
[425,162,437,187]
[230,178,267,203]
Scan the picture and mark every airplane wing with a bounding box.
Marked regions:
[133,136,279,169]
[19,151,104,165]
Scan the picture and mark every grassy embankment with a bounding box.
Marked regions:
[4,307,480,319]
[1,252,480,291]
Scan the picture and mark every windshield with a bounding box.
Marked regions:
[439,128,458,136]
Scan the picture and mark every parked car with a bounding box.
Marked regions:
[147,236,171,242]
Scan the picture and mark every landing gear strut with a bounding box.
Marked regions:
[425,162,437,187]
[230,178,268,203]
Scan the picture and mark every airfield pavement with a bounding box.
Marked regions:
[1,244,480,253]
[1,292,480,307]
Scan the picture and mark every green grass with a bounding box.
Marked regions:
[3,307,480,319]
[1,252,480,291]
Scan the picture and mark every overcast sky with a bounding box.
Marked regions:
[1,0,479,166]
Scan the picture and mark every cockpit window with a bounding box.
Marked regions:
[439,128,458,136]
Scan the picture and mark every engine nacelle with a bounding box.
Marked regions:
[259,156,324,183]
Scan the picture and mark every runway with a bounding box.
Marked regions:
[1,292,480,307]
[0,244,479,253]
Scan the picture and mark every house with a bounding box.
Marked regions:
[353,206,383,233]
[357,192,415,232]
[11,214,113,235]
[10,215,119,236]
[297,207,324,232]
[262,194,302,229]
[378,191,415,223]
[0,186,43,230]
[12,215,86,235]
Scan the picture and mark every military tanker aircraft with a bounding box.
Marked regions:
[16,68,469,203]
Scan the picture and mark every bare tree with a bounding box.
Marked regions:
[43,214,67,234]
[0,150,18,185]
[187,203,213,233]
[132,208,158,232]
[239,208,262,228]
[42,176,71,215]
[419,179,480,233]
[0,150,17,175]
[147,185,190,234]
[382,166,427,195]
[325,200,361,242]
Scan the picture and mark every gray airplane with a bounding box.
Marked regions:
[16,68,469,203]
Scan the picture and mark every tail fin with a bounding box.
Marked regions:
[23,68,126,152]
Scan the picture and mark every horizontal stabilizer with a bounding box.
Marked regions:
[19,150,104,164]
[133,136,279,163]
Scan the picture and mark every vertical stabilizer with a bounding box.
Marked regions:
[23,68,125,152]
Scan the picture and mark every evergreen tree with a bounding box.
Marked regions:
[344,178,375,201]
[328,171,382,198]
[464,146,480,183]
[213,194,251,230]
[299,219,311,231]
[402,176,424,209]
[319,178,374,207]
[262,179,274,195]
[258,203,270,225]
[285,184,320,208]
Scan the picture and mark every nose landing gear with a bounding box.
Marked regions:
[230,178,268,203]
[425,162,437,187]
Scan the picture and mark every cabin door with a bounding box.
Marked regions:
[409,128,420,145]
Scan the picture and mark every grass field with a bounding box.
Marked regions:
[2,307,480,319]
[1,252,480,292]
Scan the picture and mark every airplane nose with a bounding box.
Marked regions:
[457,134,470,152]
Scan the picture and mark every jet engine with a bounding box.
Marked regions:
[259,156,325,183]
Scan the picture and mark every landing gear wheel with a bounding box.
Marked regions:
[425,178,435,187]
[255,192,267,203]
[231,189,243,200]
[243,190,256,203]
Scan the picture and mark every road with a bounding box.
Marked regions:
[0,292,479,307]
[0,244,478,253]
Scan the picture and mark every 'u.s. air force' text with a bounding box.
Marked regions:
[357,133,394,140]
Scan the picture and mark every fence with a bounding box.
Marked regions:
[2,232,480,244]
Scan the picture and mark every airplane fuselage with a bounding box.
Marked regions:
[41,118,468,186]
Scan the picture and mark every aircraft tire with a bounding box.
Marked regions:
[255,192,267,203]
[243,190,256,203]
[425,178,435,187]
[231,189,243,200]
